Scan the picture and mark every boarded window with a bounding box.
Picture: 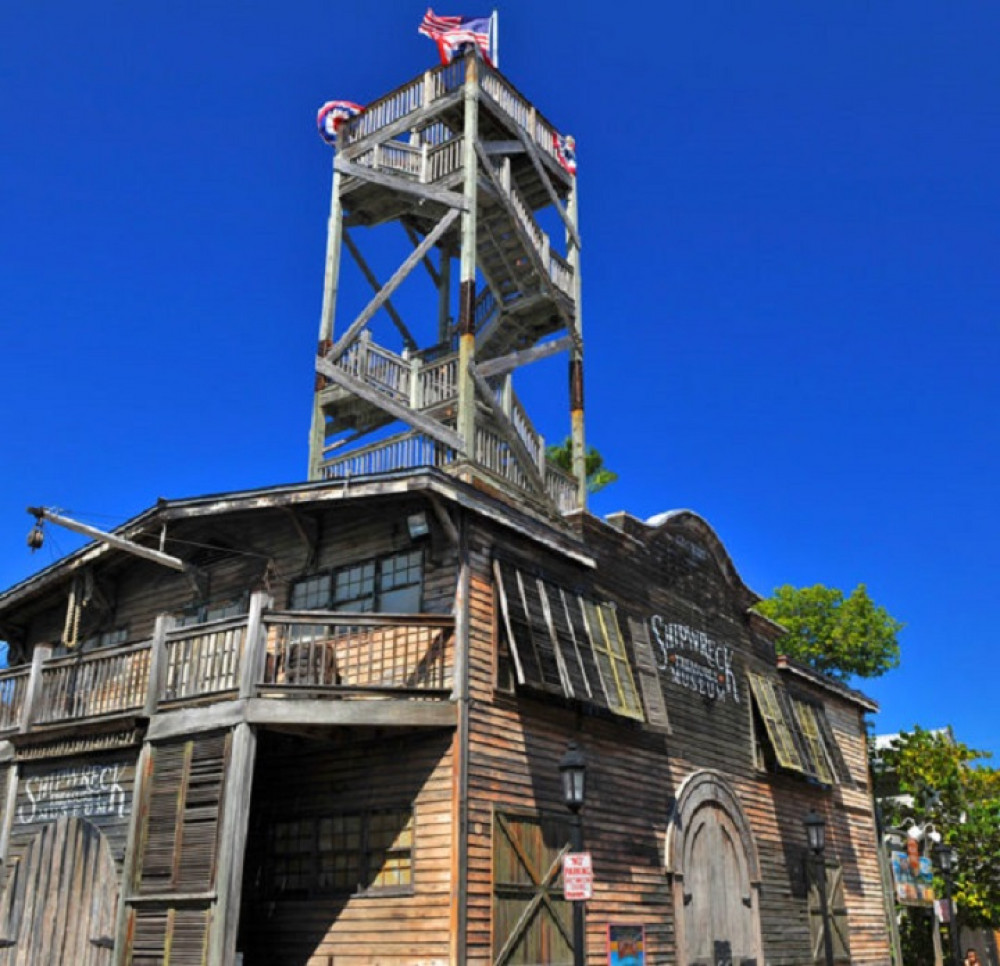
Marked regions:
[748,674,845,786]
[264,808,414,897]
[807,859,851,963]
[493,811,574,965]
[494,560,644,722]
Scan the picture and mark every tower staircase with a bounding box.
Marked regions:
[308,51,585,515]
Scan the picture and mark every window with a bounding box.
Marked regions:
[265,808,414,897]
[78,628,129,651]
[747,672,845,785]
[174,596,247,628]
[290,551,423,614]
[493,559,644,721]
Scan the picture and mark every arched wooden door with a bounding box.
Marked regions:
[669,772,763,966]
[0,817,118,965]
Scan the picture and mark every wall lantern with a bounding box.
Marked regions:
[559,741,587,813]
[804,809,826,855]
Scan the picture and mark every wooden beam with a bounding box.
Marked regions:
[481,140,526,156]
[402,221,441,286]
[316,357,466,453]
[476,335,573,379]
[343,230,418,351]
[327,208,460,362]
[428,495,460,546]
[146,699,248,742]
[246,697,456,728]
[335,156,469,212]
[467,362,548,498]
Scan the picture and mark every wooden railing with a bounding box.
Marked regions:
[478,66,563,170]
[0,602,456,733]
[261,613,453,694]
[33,643,151,725]
[0,668,30,732]
[322,431,456,477]
[161,617,246,703]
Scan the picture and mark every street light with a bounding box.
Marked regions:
[934,843,962,966]
[804,810,835,966]
[559,741,587,966]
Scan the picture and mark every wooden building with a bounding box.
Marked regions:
[0,49,892,965]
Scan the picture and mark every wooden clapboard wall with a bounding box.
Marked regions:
[125,732,229,966]
[462,513,890,966]
[237,729,454,966]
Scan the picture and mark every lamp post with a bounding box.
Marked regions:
[934,843,962,966]
[805,810,836,966]
[559,741,587,966]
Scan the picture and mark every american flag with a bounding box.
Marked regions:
[316,100,364,145]
[419,8,495,66]
[554,133,577,175]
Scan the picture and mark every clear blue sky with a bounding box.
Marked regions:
[2,3,998,758]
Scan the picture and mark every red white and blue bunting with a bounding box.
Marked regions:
[316,100,364,145]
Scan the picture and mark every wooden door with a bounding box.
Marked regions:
[682,803,757,966]
[0,816,118,965]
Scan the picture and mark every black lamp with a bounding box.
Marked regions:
[804,809,827,855]
[559,741,587,812]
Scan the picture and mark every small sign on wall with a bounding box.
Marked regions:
[607,924,645,965]
[563,851,593,900]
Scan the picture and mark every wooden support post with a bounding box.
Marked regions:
[456,50,480,456]
[438,247,452,344]
[144,614,173,718]
[309,158,344,479]
[239,591,270,700]
[567,178,586,509]
[410,354,423,409]
[0,761,19,868]
[209,722,257,966]
[113,742,152,966]
[20,645,51,733]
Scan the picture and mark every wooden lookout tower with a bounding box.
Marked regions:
[307,49,586,515]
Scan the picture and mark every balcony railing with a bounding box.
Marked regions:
[0,599,455,734]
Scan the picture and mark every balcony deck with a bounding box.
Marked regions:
[0,605,456,742]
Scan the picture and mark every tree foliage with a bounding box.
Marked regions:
[754,583,902,682]
[546,438,618,493]
[877,727,1000,928]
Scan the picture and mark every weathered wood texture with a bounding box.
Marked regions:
[237,728,454,966]
[461,514,891,966]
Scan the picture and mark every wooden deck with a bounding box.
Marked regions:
[0,604,456,738]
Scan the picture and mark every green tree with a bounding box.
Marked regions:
[878,727,1000,928]
[754,583,902,682]
[546,438,618,493]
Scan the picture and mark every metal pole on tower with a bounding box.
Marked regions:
[492,10,499,68]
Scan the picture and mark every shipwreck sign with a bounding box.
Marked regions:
[649,616,740,703]
[16,761,131,825]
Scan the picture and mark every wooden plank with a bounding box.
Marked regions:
[339,89,463,160]
[475,336,574,379]
[343,230,419,352]
[245,697,456,728]
[511,125,582,251]
[145,699,247,742]
[316,357,466,453]
[327,208,460,363]
[335,156,469,212]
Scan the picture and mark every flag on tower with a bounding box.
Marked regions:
[316,100,364,145]
[419,9,496,66]
[554,133,577,175]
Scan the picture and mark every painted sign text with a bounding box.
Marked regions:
[17,763,128,824]
[649,616,740,703]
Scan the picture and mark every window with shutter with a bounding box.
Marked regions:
[493,560,646,722]
[747,673,804,772]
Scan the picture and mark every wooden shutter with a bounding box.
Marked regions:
[790,698,836,785]
[812,704,854,786]
[492,811,574,966]
[747,673,805,772]
[627,618,671,733]
[138,733,229,895]
[130,907,212,966]
[807,859,850,963]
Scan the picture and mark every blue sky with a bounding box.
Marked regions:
[2,2,998,758]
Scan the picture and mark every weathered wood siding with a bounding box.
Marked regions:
[463,512,891,966]
[238,728,454,966]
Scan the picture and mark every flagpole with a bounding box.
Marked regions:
[492,9,499,68]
